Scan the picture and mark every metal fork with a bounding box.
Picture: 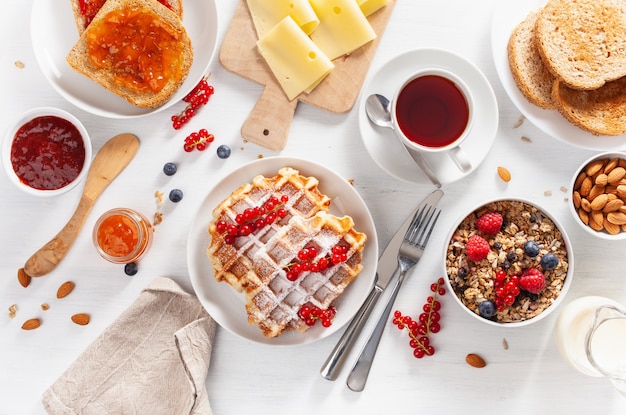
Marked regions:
[346,202,441,392]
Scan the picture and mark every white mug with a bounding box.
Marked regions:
[391,68,473,172]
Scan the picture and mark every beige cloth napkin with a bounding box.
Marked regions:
[42,277,216,415]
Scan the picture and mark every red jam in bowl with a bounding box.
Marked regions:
[10,115,86,190]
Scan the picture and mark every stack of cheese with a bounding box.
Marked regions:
[248,0,388,101]
[507,0,626,136]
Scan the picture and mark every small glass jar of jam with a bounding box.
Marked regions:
[93,208,153,264]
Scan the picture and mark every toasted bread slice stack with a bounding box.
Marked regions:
[66,0,193,108]
[507,0,626,136]
[69,0,183,34]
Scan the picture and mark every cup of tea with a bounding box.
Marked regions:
[391,68,473,172]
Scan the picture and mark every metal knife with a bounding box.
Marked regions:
[320,188,444,380]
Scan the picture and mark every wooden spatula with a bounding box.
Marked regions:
[23,133,140,277]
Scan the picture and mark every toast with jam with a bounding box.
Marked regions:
[70,0,183,34]
[66,0,193,108]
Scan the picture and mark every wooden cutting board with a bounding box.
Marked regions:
[219,0,396,151]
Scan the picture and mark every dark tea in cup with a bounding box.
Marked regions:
[395,74,470,148]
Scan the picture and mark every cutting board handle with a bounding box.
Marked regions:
[241,82,298,151]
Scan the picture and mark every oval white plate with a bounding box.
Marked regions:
[359,48,498,185]
[491,0,626,150]
[187,157,378,346]
[30,0,218,119]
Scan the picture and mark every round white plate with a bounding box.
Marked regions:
[491,0,626,150]
[359,48,499,185]
[30,0,218,119]
[187,157,378,346]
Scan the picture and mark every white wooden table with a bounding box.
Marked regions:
[1,1,625,414]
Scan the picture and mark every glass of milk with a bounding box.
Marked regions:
[554,296,626,396]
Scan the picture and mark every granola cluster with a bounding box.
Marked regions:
[445,200,570,323]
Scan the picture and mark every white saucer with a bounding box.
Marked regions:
[30,0,218,119]
[491,0,626,151]
[358,48,498,185]
[187,157,378,346]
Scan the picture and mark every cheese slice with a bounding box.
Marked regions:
[309,0,377,60]
[247,0,320,37]
[257,16,334,100]
[357,0,388,16]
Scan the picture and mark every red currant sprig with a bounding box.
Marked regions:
[494,270,520,311]
[283,244,348,281]
[183,128,214,152]
[298,302,337,328]
[393,277,446,359]
[216,195,289,244]
[171,74,215,129]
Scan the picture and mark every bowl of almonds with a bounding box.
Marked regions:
[570,152,626,239]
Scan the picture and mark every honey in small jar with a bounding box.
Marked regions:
[93,208,153,264]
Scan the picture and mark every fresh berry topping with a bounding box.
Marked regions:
[393,278,446,359]
[297,302,336,328]
[465,235,490,261]
[183,129,214,152]
[476,212,503,235]
[169,189,183,203]
[124,262,138,276]
[524,240,540,257]
[172,75,214,129]
[217,144,231,159]
[478,300,496,319]
[218,195,289,244]
[540,253,559,270]
[494,270,521,310]
[163,162,177,176]
[519,268,546,294]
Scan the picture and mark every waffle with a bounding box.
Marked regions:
[244,211,366,338]
[206,167,367,338]
[207,167,331,292]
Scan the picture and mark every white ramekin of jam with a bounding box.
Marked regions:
[2,107,92,196]
[93,208,154,264]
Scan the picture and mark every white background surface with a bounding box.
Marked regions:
[1,1,626,414]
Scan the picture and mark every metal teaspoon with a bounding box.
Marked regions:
[365,93,442,188]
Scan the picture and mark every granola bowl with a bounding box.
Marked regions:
[569,152,626,240]
[444,198,573,327]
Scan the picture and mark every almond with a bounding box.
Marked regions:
[588,184,605,201]
[590,193,609,211]
[56,281,75,299]
[465,353,486,368]
[608,167,626,185]
[17,268,31,288]
[607,211,626,225]
[580,176,593,197]
[578,208,589,225]
[71,313,90,325]
[497,166,511,182]
[604,158,619,173]
[572,191,582,209]
[573,171,587,190]
[21,318,41,330]
[585,159,605,176]
[604,218,621,235]
[617,185,626,199]
[603,199,624,213]
[595,173,608,187]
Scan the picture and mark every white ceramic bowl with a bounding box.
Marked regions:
[443,198,574,327]
[569,152,626,240]
[2,107,92,196]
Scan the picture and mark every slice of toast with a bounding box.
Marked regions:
[69,0,183,34]
[66,0,193,108]
[535,0,626,90]
[552,76,626,136]
[507,9,555,109]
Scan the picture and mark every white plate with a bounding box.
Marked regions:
[187,157,378,346]
[30,0,218,119]
[491,0,626,150]
[359,48,498,185]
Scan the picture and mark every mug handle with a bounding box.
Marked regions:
[449,146,471,172]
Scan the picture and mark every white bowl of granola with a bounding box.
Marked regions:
[569,152,626,240]
[444,198,573,327]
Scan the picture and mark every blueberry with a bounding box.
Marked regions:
[493,242,502,250]
[169,188,183,203]
[216,144,231,159]
[163,162,177,176]
[457,267,468,278]
[478,300,497,319]
[540,253,559,270]
[524,240,540,257]
[124,262,138,276]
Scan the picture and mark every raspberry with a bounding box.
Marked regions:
[519,268,546,294]
[465,235,490,261]
[476,212,503,235]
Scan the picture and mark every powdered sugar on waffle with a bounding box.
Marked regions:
[206,167,367,338]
